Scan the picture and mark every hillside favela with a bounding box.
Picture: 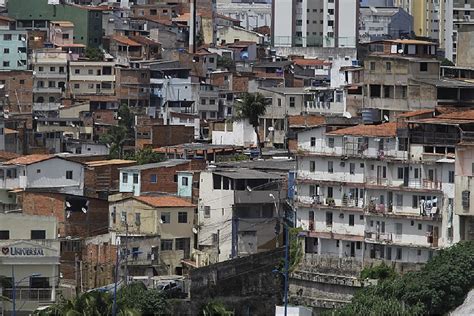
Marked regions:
[0,0,474,315]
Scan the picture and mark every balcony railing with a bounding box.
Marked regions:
[365,231,393,243]
[3,288,53,302]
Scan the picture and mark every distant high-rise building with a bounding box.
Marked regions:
[272,0,359,48]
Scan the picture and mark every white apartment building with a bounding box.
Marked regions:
[32,49,68,113]
[295,122,457,263]
[69,61,116,97]
[272,0,358,48]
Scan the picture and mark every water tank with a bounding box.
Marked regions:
[361,108,380,124]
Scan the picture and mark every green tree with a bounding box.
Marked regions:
[329,241,474,316]
[85,47,104,61]
[125,147,166,165]
[200,300,234,316]
[440,57,455,66]
[217,55,235,70]
[100,125,128,159]
[234,92,269,156]
[118,103,134,135]
[360,263,397,281]
[117,282,169,316]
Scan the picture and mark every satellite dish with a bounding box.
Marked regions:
[268,126,274,132]
[192,227,198,234]
[81,207,87,214]
[398,49,404,54]
[159,219,164,224]
[383,115,389,122]
[343,112,352,118]
[66,201,71,208]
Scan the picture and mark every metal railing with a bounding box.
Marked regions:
[365,231,393,243]
[3,288,53,302]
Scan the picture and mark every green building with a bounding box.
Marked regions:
[7,0,103,47]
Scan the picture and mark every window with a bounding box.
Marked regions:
[448,170,454,183]
[3,61,9,67]
[386,62,391,72]
[31,230,46,239]
[121,211,127,223]
[3,48,8,54]
[178,212,188,223]
[278,98,282,106]
[420,62,428,72]
[161,239,173,251]
[349,163,355,175]
[327,161,333,173]
[19,79,25,85]
[326,212,333,226]
[397,167,404,179]
[396,248,402,260]
[133,173,139,184]
[396,194,403,207]
[112,207,116,224]
[175,238,188,250]
[50,67,55,72]
[74,83,80,89]
[0,230,9,239]
[161,212,170,224]
[66,170,73,179]
[122,172,128,183]
[88,69,93,75]
[74,69,80,74]
[395,223,402,236]
[349,214,354,226]
[289,97,295,107]
[310,137,316,147]
[418,223,422,230]
[310,161,316,172]
[412,195,419,208]
[36,169,41,173]
[204,206,210,218]
[328,138,334,148]
[182,177,189,186]
[370,62,376,71]
[135,213,141,226]
[327,187,333,198]
[462,190,470,210]
[3,34,11,40]
[150,174,157,183]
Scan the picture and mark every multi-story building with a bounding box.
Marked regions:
[198,167,286,263]
[443,0,474,64]
[272,0,358,48]
[116,67,150,107]
[0,213,60,315]
[69,61,116,98]
[31,49,68,114]
[295,119,456,263]
[216,0,271,31]
[0,70,33,113]
[0,28,28,71]
[393,0,441,39]
[359,6,413,42]
[109,195,196,275]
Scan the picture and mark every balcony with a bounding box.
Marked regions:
[3,288,54,302]
[34,72,67,79]
[33,87,63,94]
[234,190,280,204]
[365,231,393,243]
[33,103,61,112]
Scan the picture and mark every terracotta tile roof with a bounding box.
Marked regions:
[397,109,435,118]
[437,109,474,120]
[129,35,160,46]
[0,151,20,161]
[135,195,195,208]
[328,122,398,138]
[293,59,331,67]
[216,13,241,23]
[138,15,173,26]
[110,35,141,46]
[86,159,136,167]
[3,154,54,165]
[50,20,74,27]
[288,115,325,128]
[0,16,16,22]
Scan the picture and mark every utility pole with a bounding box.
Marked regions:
[124,223,129,285]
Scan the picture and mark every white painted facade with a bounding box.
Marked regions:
[295,126,457,263]
[0,157,84,195]
[119,168,141,196]
[216,0,271,31]
[211,119,257,147]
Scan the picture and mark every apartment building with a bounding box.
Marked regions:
[0,28,27,71]
[69,61,116,97]
[443,0,474,63]
[198,168,286,263]
[0,213,60,315]
[295,120,456,263]
[272,0,358,48]
[32,49,68,113]
[362,39,440,119]
[109,195,195,275]
[359,6,413,42]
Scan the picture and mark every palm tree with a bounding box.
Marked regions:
[234,92,269,156]
[100,125,128,159]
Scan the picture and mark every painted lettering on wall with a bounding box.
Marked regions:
[1,247,45,256]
